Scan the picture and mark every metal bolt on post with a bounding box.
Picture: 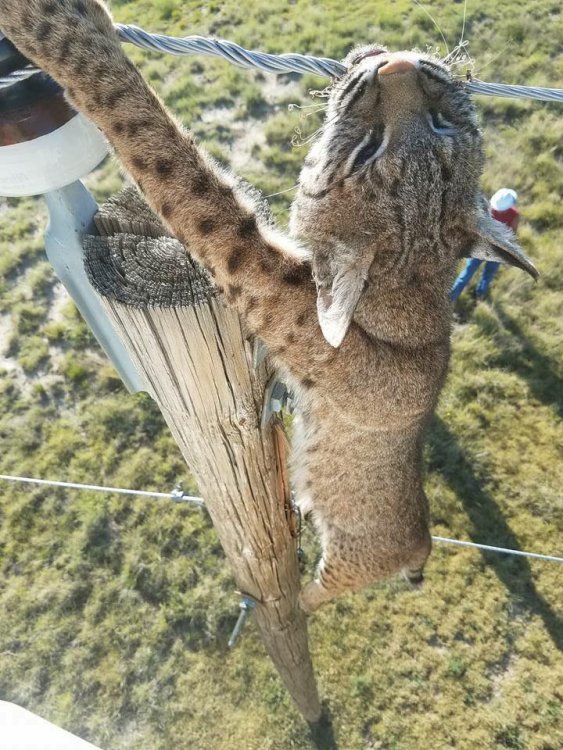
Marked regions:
[228,595,257,648]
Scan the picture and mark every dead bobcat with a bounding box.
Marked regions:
[0,1,536,611]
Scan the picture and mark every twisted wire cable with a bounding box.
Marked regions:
[0,66,40,88]
[115,24,346,78]
[116,24,563,104]
[465,80,563,103]
[1,474,561,562]
[1,25,560,103]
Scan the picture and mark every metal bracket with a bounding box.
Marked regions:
[170,485,205,508]
[252,338,268,369]
[43,182,145,394]
[261,374,289,428]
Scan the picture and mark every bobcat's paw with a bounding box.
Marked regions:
[299,580,330,614]
[402,567,425,591]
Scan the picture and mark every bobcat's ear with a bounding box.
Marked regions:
[316,265,367,348]
[465,209,538,280]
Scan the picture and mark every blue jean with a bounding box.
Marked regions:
[450,258,500,301]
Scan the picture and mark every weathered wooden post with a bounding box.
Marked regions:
[85,189,322,723]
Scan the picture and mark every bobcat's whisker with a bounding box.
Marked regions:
[288,102,329,112]
[299,107,330,122]
[459,0,468,49]
[412,0,451,57]
[309,86,334,99]
[471,43,512,77]
[265,184,300,198]
[443,40,471,66]
[292,109,345,147]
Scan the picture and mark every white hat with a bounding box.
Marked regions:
[490,188,517,212]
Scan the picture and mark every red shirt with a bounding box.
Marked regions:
[492,206,519,232]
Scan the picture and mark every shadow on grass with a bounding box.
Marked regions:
[428,416,562,652]
[309,704,338,750]
[483,303,563,418]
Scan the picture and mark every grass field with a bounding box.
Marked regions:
[0,1,561,748]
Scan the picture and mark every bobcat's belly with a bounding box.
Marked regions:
[290,403,427,534]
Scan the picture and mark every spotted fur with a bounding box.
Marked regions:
[0,1,536,612]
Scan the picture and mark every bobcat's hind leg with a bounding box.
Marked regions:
[298,555,357,613]
[299,530,432,613]
[299,580,333,614]
[401,566,425,589]
[401,533,432,590]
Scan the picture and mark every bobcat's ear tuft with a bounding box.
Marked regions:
[465,207,538,280]
[316,265,367,348]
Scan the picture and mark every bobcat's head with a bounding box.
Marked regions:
[290,46,536,346]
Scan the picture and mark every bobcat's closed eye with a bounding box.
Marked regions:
[427,110,456,135]
[348,125,387,173]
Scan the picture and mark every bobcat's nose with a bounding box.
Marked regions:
[378,58,417,76]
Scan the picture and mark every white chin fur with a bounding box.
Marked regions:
[295,493,314,516]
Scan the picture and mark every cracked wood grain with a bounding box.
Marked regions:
[84,193,321,722]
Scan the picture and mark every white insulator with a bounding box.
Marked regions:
[0,113,108,197]
[1,701,103,750]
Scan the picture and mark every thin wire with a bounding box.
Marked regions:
[0,474,204,506]
[432,536,563,563]
[115,24,563,104]
[0,474,560,562]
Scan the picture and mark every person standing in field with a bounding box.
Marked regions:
[450,188,520,302]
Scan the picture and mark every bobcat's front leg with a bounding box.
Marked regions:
[0,0,339,380]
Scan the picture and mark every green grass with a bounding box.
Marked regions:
[0,1,562,748]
